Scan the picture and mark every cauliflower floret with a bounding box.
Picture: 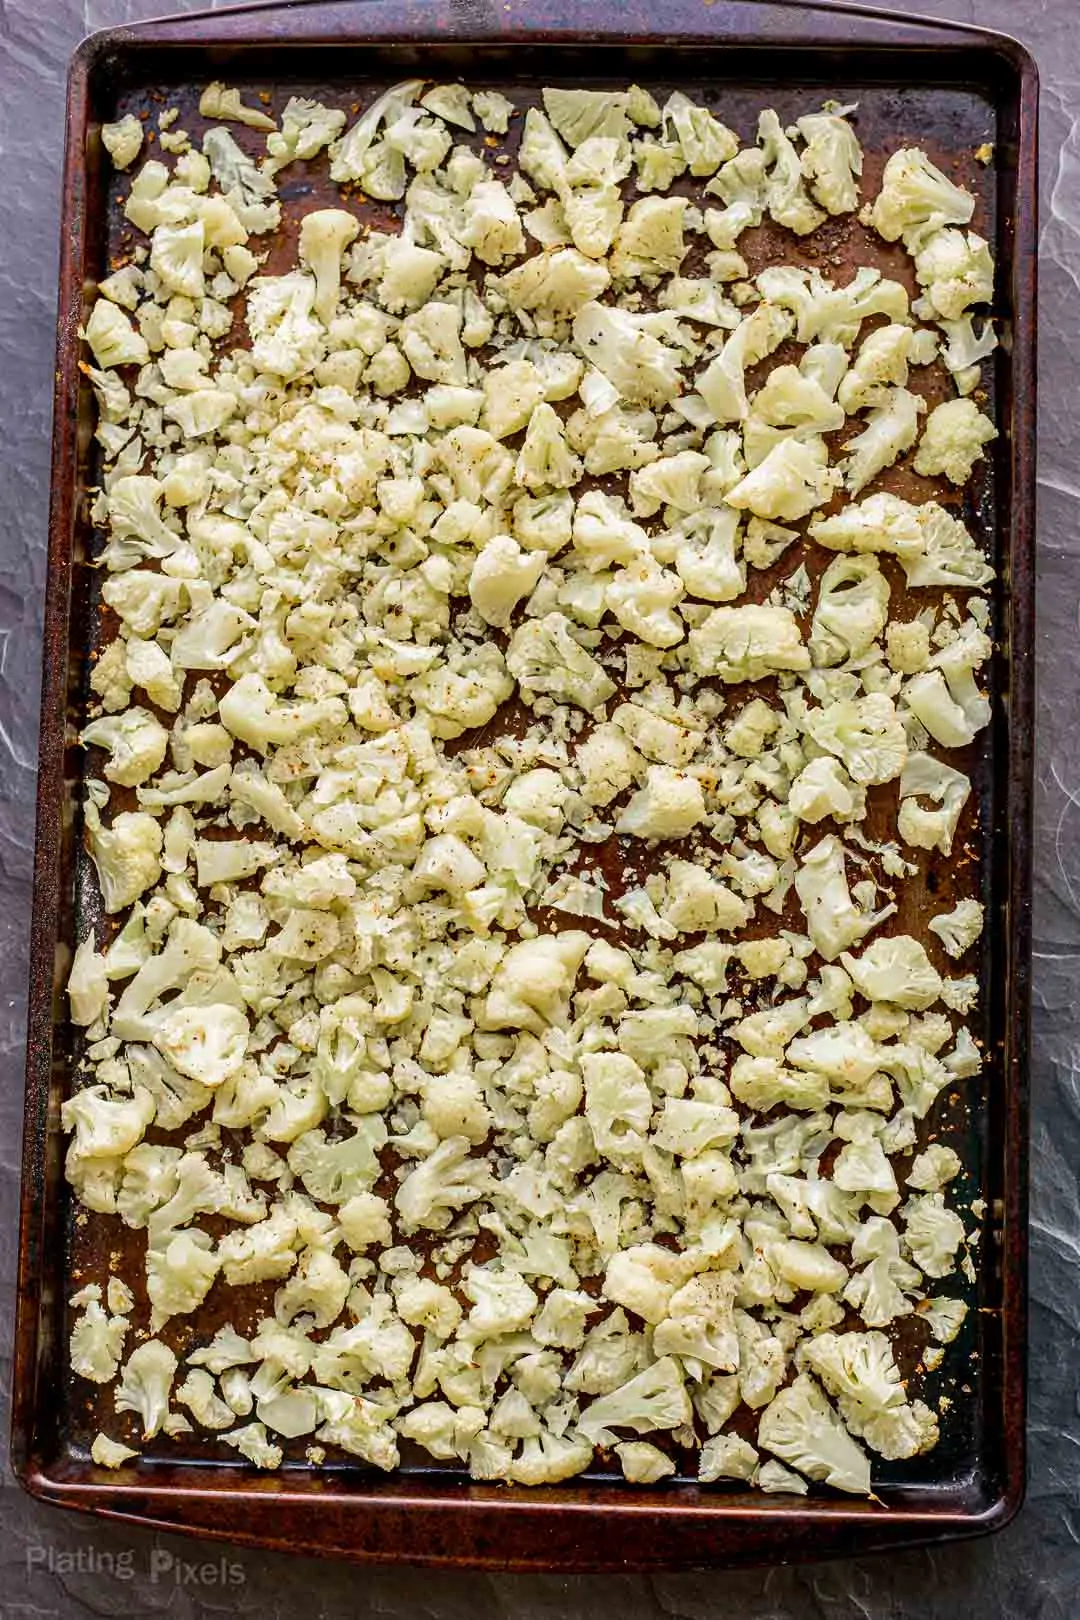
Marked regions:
[71,1300,129,1383]
[699,1432,759,1482]
[500,247,611,321]
[577,1355,692,1443]
[395,1135,494,1232]
[726,437,840,521]
[101,114,143,170]
[462,1264,538,1340]
[606,558,685,649]
[298,208,360,324]
[91,1433,139,1468]
[928,898,984,959]
[795,835,889,961]
[199,80,276,130]
[616,765,706,840]
[885,619,931,674]
[274,1245,351,1328]
[114,1339,177,1439]
[801,1330,937,1460]
[796,110,863,214]
[410,643,515,740]
[913,398,996,485]
[84,805,163,914]
[866,147,974,252]
[148,218,208,303]
[907,1144,963,1192]
[462,179,525,265]
[757,1372,870,1494]
[507,612,616,712]
[468,535,546,627]
[689,603,809,682]
[572,302,685,406]
[914,228,994,319]
[898,752,972,856]
[582,1052,652,1166]
[660,859,751,933]
[611,195,688,277]
[264,96,347,174]
[602,1243,703,1324]
[474,89,514,134]
[841,388,924,495]
[653,1271,740,1373]
[152,1003,249,1088]
[222,1422,284,1470]
[617,1440,676,1483]
[788,757,864,825]
[84,299,150,369]
[810,555,890,667]
[758,109,825,235]
[903,1191,965,1277]
[246,271,323,380]
[219,672,346,754]
[81,708,169,788]
[696,302,793,423]
[328,79,424,196]
[515,401,583,491]
[483,931,591,1032]
[67,933,110,1027]
[937,312,997,394]
[837,324,918,413]
[841,935,943,1010]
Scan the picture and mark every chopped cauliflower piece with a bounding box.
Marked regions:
[913,398,997,485]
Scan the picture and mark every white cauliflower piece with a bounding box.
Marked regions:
[914,228,994,319]
[84,805,162,914]
[689,603,809,682]
[114,1339,177,1439]
[903,1192,965,1277]
[84,299,150,369]
[758,109,825,235]
[507,612,616,712]
[866,147,975,252]
[928,898,984,959]
[726,437,840,521]
[810,555,890,667]
[577,1355,692,1444]
[67,933,110,1027]
[101,115,143,170]
[913,398,996,485]
[81,708,169,788]
[582,1052,652,1166]
[795,835,888,961]
[572,302,685,406]
[842,935,943,1010]
[71,1300,129,1383]
[468,535,546,627]
[757,1373,870,1494]
[616,765,706,840]
[298,208,360,324]
[395,1135,494,1232]
[797,110,863,214]
[841,388,924,494]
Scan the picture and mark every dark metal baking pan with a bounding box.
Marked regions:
[11,0,1037,1571]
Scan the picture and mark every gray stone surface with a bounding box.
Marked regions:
[0,0,1075,1613]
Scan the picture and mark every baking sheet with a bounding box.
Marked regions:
[12,0,1036,1571]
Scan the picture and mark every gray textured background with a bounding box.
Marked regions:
[0,1,1075,1614]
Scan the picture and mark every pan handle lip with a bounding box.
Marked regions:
[66,0,1044,67]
